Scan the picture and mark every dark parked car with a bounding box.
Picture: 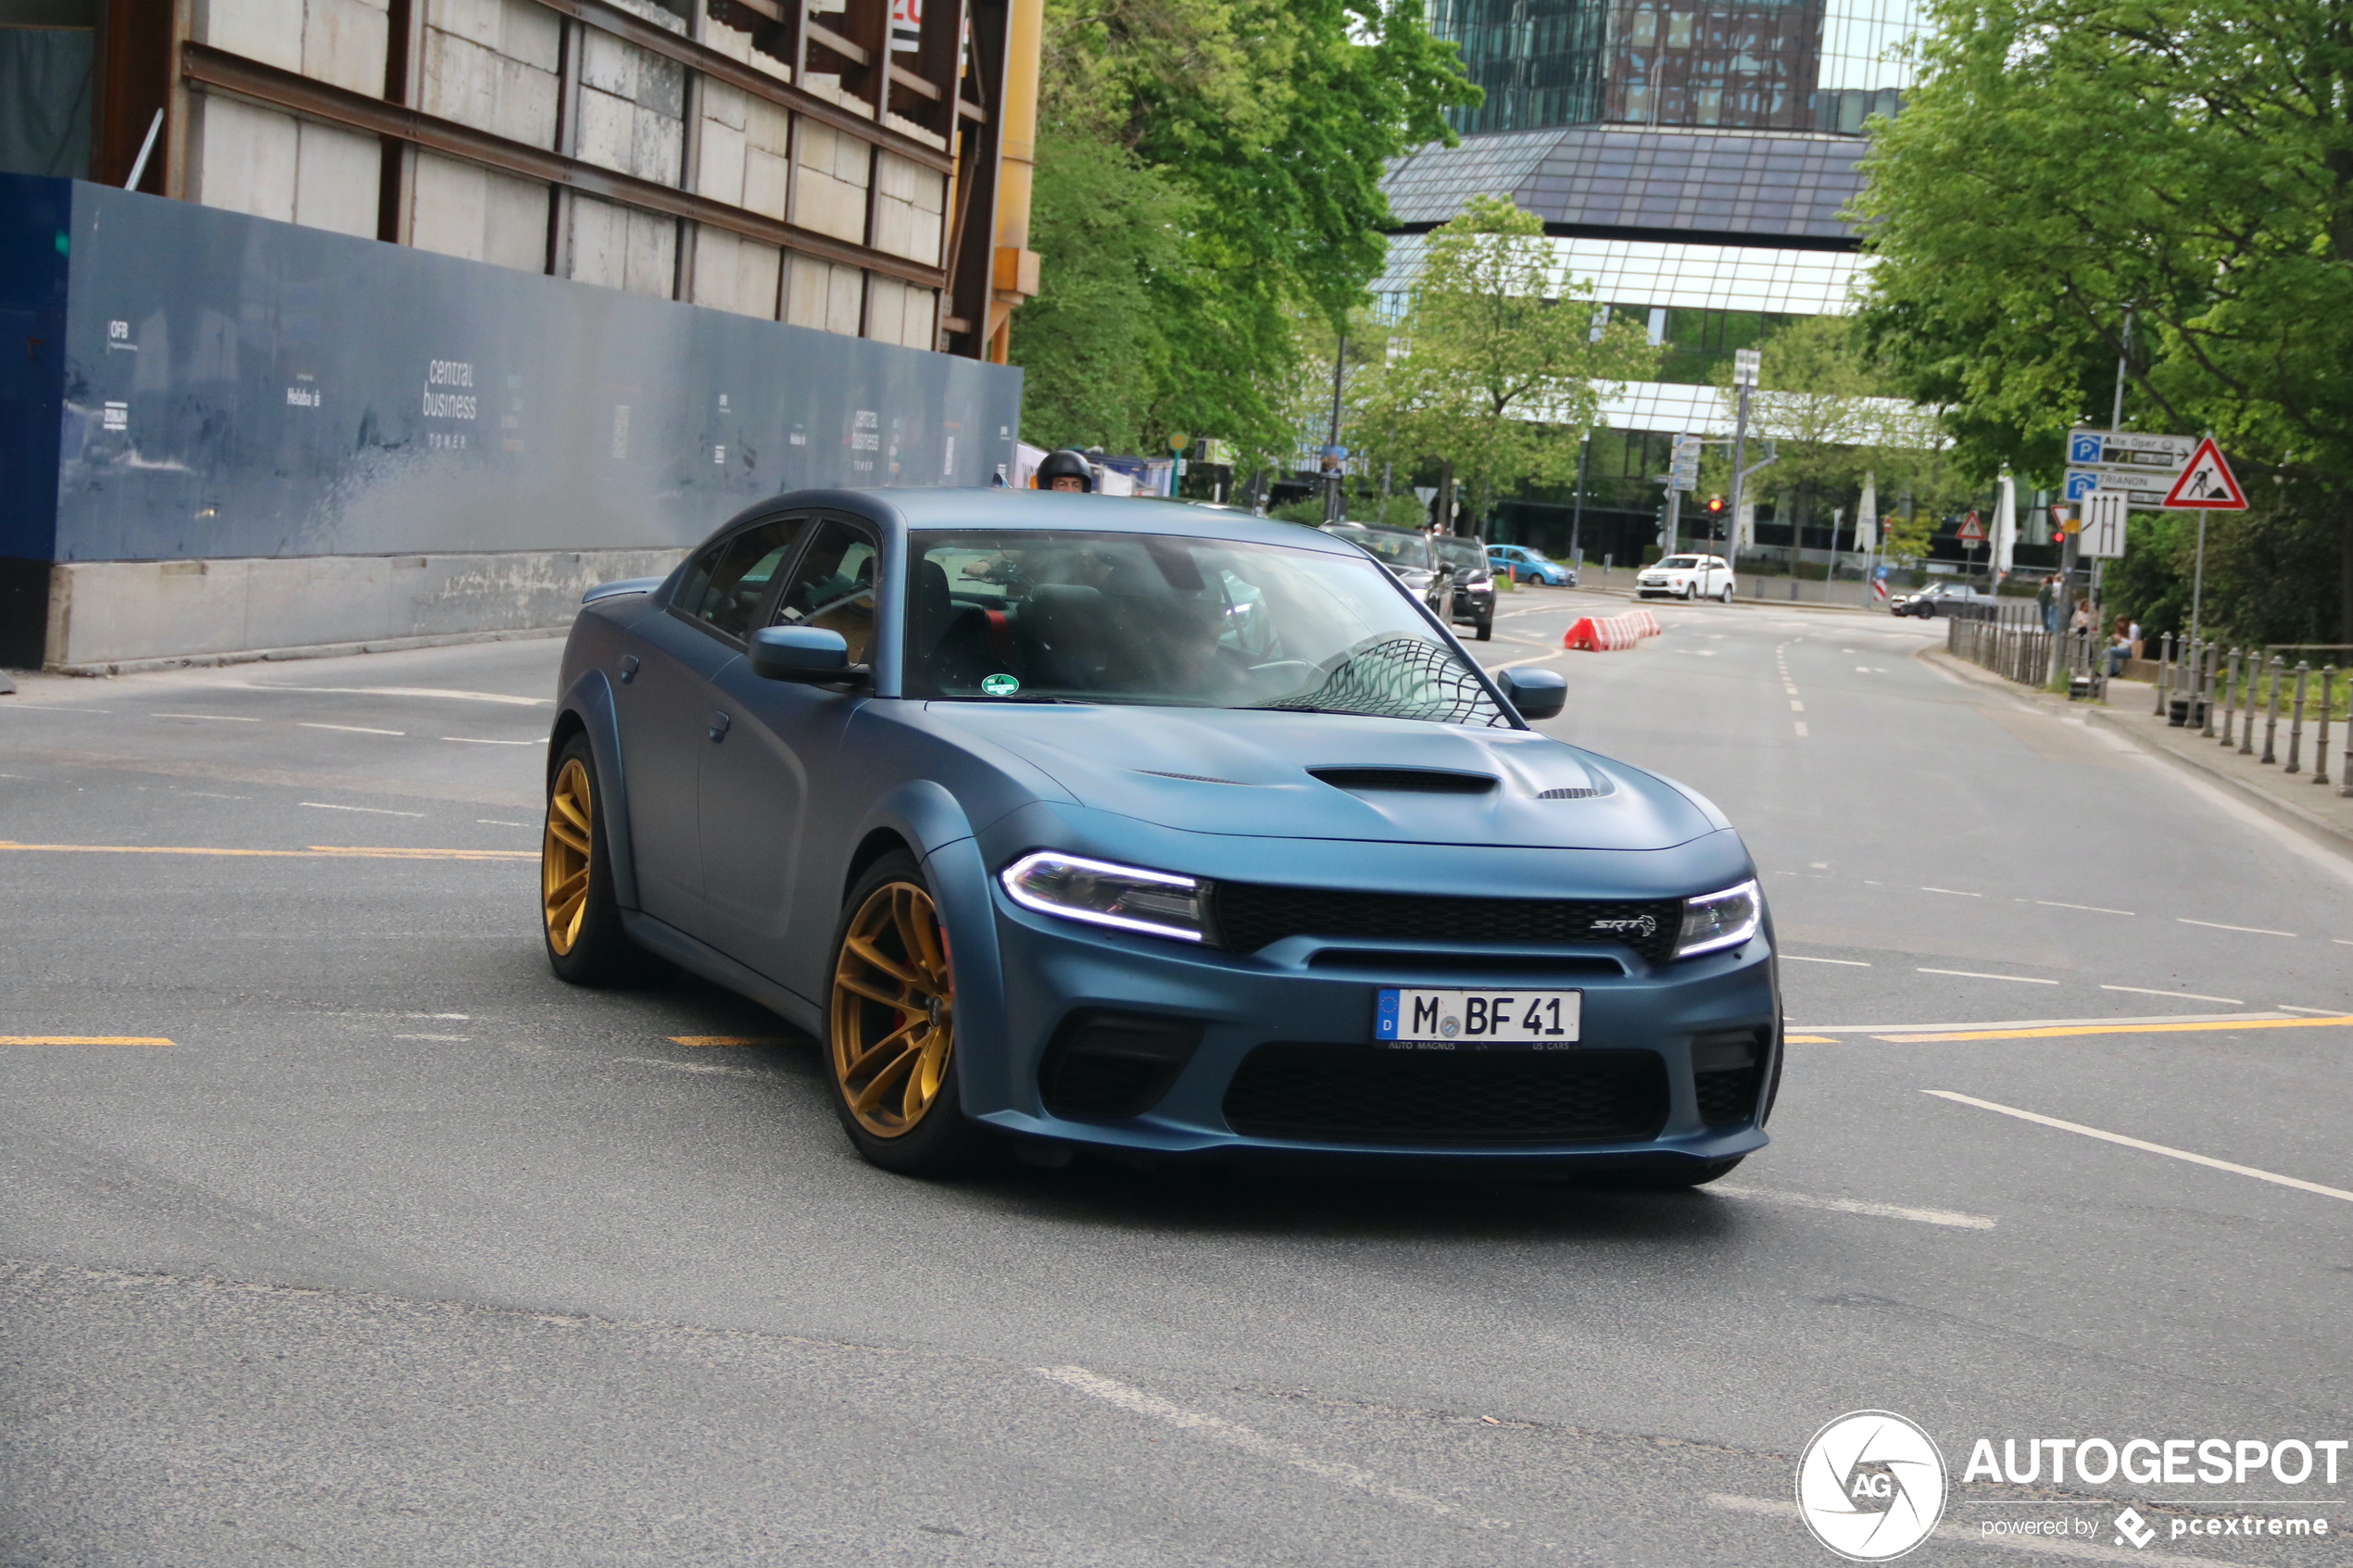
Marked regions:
[1432,533,1498,641]
[543,489,1780,1184]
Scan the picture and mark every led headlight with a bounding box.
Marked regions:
[1677,879,1761,958]
[1000,852,1207,942]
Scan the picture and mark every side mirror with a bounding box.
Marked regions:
[1494,666,1567,722]
[749,624,857,684]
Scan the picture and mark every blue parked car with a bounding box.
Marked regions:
[1487,543,1577,586]
[543,490,1779,1183]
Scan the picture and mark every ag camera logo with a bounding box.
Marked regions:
[1797,1411,1948,1562]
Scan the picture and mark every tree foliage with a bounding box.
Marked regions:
[1853,0,2353,632]
[1360,195,1656,527]
[1010,0,1477,470]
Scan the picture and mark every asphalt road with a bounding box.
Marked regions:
[4,592,2349,1567]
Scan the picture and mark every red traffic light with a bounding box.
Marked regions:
[2051,531,2066,544]
[1705,495,1725,514]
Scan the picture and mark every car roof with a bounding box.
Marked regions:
[767,487,1366,556]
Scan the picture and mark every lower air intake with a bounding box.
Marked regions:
[1222,1045,1667,1144]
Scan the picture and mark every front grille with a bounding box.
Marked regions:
[1695,1066,1762,1125]
[1222,1044,1667,1145]
[1210,883,1684,965]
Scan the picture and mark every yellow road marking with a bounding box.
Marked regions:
[668,1035,794,1047]
[1875,1014,2353,1043]
[1783,1034,1838,1044]
[0,841,533,861]
[2,1035,174,1047]
[1924,1090,2353,1204]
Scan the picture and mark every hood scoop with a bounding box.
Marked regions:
[1310,767,1499,796]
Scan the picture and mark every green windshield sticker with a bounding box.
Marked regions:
[980,673,1021,697]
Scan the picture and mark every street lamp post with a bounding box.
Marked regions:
[1729,348,1759,546]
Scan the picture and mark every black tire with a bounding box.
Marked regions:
[541,733,656,985]
[1474,614,1493,641]
[823,850,994,1176]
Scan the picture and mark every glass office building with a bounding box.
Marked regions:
[1372,0,1930,562]
[1430,0,1919,136]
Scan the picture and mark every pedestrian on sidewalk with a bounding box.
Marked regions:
[2105,614,2133,676]
[2037,574,2058,634]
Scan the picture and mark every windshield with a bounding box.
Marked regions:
[1433,537,1488,573]
[1658,555,1701,569]
[906,531,1509,727]
[1335,528,1433,571]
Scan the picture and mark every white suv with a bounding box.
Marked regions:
[1637,553,1737,602]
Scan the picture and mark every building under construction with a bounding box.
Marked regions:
[0,0,1039,671]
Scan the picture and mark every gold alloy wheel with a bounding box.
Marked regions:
[830,881,954,1137]
[542,757,594,955]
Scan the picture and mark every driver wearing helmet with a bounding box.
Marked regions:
[1035,449,1095,493]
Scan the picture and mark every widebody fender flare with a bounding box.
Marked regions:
[556,668,641,910]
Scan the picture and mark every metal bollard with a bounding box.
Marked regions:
[2316,667,2335,786]
[2201,642,2220,734]
[2286,660,2310,773]
[2221,648,2241,745]
[2262,655,2284,763]
[2155,633,2173,714]
[2243,654,2261,755]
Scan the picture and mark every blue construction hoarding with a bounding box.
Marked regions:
[0,173,1024,665]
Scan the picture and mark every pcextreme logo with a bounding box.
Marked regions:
[1796,1411,1950,1562]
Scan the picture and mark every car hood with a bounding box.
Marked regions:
[921,703,1718,850]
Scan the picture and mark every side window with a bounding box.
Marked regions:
[773,521,879,663]
[676,519,804,642]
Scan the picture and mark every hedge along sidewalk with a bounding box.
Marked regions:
[1923,646,2353,856]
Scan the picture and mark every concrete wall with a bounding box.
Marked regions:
[45,546,686,671]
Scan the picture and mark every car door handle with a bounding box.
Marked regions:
[619,654,640,684]
[707,710,731,742]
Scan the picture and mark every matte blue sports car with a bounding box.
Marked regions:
[542,489,1780,1181]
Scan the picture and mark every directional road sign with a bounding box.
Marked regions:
[2065,428,2198,510]
[1667,433,1701,492]
[2082,491,2129,557]
[2162,437,2248,509]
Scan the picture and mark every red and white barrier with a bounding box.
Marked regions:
[1562,608,1661,651]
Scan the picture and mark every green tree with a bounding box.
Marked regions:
[1363,195,1656,529]
[1853,0,2353,632]
[1012,0,1477,471]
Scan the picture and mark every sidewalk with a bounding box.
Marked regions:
[1926,646,2353,853]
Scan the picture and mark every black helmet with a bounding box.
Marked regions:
[1036,449,1094,492]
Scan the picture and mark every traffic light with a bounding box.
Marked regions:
[1705,495,1725,517]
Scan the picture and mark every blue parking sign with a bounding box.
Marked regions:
[2065,470,2101,500]
[2069,432,2103,465]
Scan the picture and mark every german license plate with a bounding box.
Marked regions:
[1374,988,1581,1048]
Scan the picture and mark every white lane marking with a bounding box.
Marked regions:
[1798,1011,2284,1033]
[1789,699,1805,711]
[1707,1493,2233,1564]
[0,704,113,712]
[2179,917,2295,936]
[1856,665,1872,672]
[2039,899,2133,915]
[1785,955,1870,966]
[299,721,405,736]
[182,791,248,799]
[402,1012,469,1020]
[1919,886,1982,897]
[394,1033,471,1041]
[1035,1365,1491,1525]
[440,736,539,746]
[299,801,426,818]
[1919,968,2059,985]
[151,712,258,721]
[478,820,533,827]
[241,684,550,706]
[2277,1004,2345,1016]
[1793,721,1808,736]
[1489,652,1564,671]
[1924,1090,2353,1204]
[2100,984,2243,1005]
[1712,1184,1995,1230]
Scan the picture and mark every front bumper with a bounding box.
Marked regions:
[963,884,1779,1170]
